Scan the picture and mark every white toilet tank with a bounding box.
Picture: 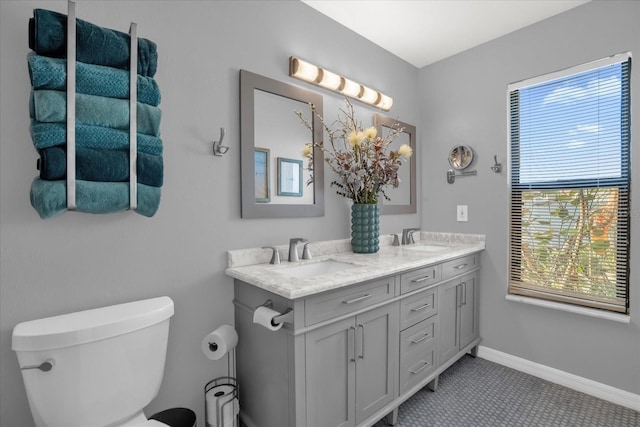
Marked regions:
[12,296,174,427]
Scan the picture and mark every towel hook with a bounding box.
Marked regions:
[213,128,230,156]
[491,155,502,173]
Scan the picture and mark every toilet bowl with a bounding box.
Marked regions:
[12,296,174,427]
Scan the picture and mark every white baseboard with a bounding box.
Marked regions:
[477,345,640,412]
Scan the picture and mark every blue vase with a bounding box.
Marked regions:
[351,203,380,254]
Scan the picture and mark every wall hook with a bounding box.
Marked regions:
[490,155,502,173]
[213,127,230,156]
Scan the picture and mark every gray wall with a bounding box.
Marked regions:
[419,0,640,394]
[0,1,420,425]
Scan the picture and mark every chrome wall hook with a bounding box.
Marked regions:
[491,155,502,173]
[213,127,230,156]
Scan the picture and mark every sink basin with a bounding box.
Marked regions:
[276,260,358,278]
[405,244,452,253]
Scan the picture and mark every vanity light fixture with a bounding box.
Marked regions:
[289,56,393,111]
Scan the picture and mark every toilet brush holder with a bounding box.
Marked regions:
[204,376,238,427]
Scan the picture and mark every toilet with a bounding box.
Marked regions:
[12,296,175,427]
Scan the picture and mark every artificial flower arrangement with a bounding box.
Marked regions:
[297,99,412,205]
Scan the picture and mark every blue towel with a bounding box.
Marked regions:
[30,178,161,219]
[30,121,163,155]
[27,53,161,106]
[30,90,162,137]
[29,9,158,77]
[39,146,163,187]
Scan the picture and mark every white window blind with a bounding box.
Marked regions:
[508,53,631,314]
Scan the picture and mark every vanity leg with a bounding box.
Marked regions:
[385,408,398,426]
[427,376,439,392]
[469,345,478,358]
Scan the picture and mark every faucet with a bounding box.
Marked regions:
[262,246,281,265]
[401,228,420,245]
[288,238,307,262]
[302,241,313,260]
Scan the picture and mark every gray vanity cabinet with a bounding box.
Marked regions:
[439,271,478,365]
[231,248,482,427]
[305,303,398,427]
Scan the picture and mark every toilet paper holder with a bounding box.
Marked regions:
[259,299,294,327]
[205,376,238,427]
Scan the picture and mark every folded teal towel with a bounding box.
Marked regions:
[39,146,163,187]
[30,90,161,137]
[30,178,161,219]
[28,53,161,106]
[29,9,157,77]
[30,121,163,155]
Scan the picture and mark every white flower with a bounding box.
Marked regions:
[398,144,413,158]
[364,127,377,140]
[348,131,364,147]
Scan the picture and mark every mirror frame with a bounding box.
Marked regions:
[240,70,324,218]
[374,114,417,215]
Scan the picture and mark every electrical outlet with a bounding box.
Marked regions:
[457,205,468,222]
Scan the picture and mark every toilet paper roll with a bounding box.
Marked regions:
[206,385,238,427]
[252,305,283,331]
[201,324,238,361]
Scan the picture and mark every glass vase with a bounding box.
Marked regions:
[351,203,380,254]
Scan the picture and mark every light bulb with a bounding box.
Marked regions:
[318,69,341,90]
[359,86,380,104]
[340,78,361,98]
[291,57,319,82]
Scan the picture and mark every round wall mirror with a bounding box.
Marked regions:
[448,145,474,170]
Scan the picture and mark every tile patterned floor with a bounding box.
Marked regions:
[372,355,639,426]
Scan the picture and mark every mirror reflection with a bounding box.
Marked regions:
[448,145,474,170]
[240,70,324,218]
[254,90,313,204]
[374,114,417,214]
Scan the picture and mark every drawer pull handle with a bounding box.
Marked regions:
[343,294,371,305]
[454,263,468,270]
[410,361,431,375]
[410,333,431,344]
[411,275,433,283]
[410,303,431,312]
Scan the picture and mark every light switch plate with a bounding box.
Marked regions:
[457,205,468,222]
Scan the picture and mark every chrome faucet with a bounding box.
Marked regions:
[401,228,420,245]
[262,246,281,265]
[288,238,307,262]
[302,241,313,260]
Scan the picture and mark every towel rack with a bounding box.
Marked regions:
[128,22,138,209]
[66,0,76,209]
[65,0,139,210]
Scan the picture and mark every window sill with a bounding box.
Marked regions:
[505,294,630,323]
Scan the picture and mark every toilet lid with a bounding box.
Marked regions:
[12,296,174,351]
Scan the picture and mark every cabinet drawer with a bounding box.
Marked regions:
[400,287,437,330]
[304,276,395,326]
[441,254,478,280]
[399,317,437,394]
[400,264,441,294]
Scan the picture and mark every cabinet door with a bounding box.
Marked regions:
[458,272,478,350]
[438,278,460,364]
[355,304,398,425]
[306,317,356,427]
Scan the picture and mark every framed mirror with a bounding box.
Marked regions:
[448,145,474,170]
[240,70,324,218]
[374,114,416,215]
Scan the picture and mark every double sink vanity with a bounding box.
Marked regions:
[226,232,485,427]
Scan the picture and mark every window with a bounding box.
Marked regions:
[508,53,631,314]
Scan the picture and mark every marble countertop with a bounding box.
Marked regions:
[226,232,485,300]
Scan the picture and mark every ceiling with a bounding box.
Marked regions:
[302,0,590,69]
